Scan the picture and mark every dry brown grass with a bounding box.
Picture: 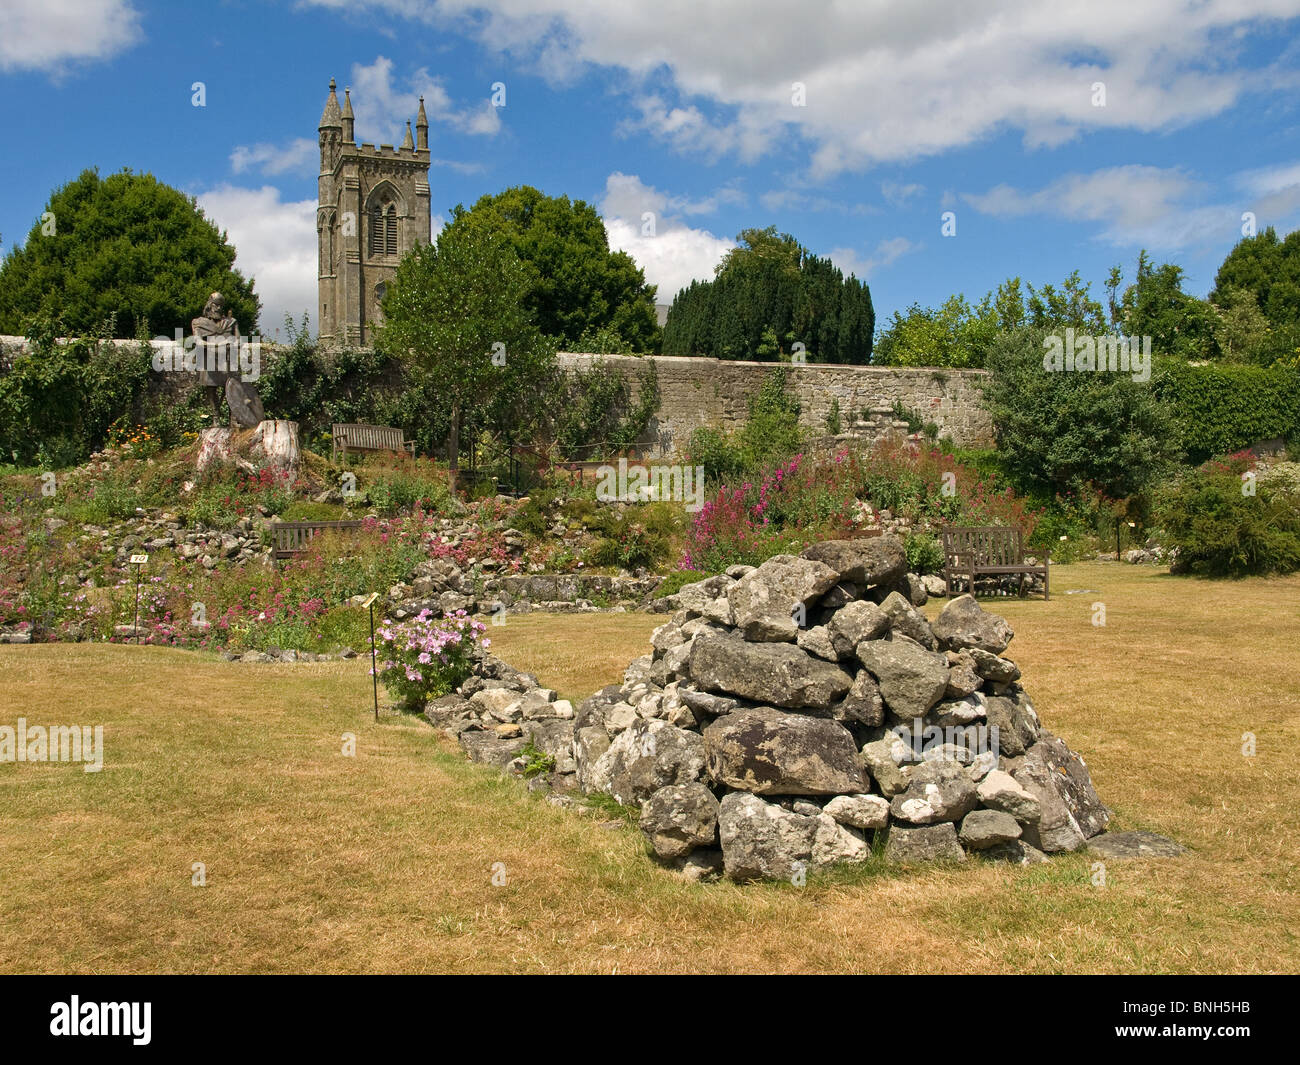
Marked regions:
[1,562,1297,974]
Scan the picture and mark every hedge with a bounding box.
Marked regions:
[1152,359,1300,463]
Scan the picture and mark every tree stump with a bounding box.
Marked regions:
[250,420,300,476]
[196,427,233,473]
[194,421,299,479]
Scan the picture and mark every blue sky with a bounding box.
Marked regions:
[3,0,1300,340]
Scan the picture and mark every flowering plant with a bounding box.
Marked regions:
[373,608,488,711]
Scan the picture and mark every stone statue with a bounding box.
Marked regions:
[191,292,266,429]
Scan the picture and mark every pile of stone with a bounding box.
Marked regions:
[437,534,1163,882]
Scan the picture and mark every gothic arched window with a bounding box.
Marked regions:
[368,199,398,258]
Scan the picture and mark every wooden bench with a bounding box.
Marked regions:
[941,526,1049,600]
[271,520,365,559]
[331,423,414,464]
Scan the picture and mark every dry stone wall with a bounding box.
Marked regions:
[557,352,992,457]
[0,337,993,456]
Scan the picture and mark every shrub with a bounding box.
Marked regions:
[904,532,945,575]
[1152,359,1300,463]
[686,426,745,484]
[552,358,658,460]
[374,609,488,711]
[1155,456,1300,576]
[983,326,1181,503]
[825,397,842,435]
[738,366,802,469]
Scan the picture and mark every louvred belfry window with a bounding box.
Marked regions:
[369,202,397,257]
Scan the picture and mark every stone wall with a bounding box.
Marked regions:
[0,336,994,456]
[557,353,993,457]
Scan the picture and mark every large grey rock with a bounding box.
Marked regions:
[458,731,528,770]
[727,556,839,641]
[718,792,819,882]
[796,625,839,661]
[1024,732,1109,838]
[1088,830,1184,860]
[676,574,735,624]
[889,759,979,824]
[830,669,885,727]
[856,636,950,718]
[932,594,1014,654]
[703,707,867,796]
[1012,759,1086,853]
[678,686,740,717]
[880,590,938,650]
[968,647,1021,683]
[944,650,983,698]
[525,718,577,774]
[981,839,1049,865]
[826,600,889,658]
[689,633,853,710]
[801,537,907,587]
[861,737,912,797]
[976,769,1042,824]
[884,822,966,863]
[586,719,706,806]
[983,697,1026,757]
[812,814,869,866]
[573,725,611,791]
[958,809,1022,850]
[823,793,890,830]
[639,782,720,860]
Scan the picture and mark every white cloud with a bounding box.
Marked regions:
[828,237,919,279]
[230,138,318,177]
[881,181,925,209]
[347,55,500,146]
[196,185,317,338]
[301,0,1300,176]
[599,173,735,301]
[962,165,1242,248]
[0,0,140,74]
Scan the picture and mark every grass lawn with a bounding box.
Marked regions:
[1,562,1297,974]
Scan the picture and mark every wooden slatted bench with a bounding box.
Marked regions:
[941,525,1050,600]
[331,423,415,464]
[271,519,365,559]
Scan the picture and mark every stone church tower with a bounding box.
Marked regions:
[317,78,431,346]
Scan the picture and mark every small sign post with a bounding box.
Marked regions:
[128,554,149,644]
[361,592,380,721]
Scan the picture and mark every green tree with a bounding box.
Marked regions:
[663,226,874,363]
[1210,227,1300,364]
[375,225,557,488]
[1117,252,1219,360]
[0,168,259,338]
[1211,286,1272,363]
[982,326,1181,504]
[445,186,660,353]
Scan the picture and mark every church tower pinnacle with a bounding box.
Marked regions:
[316,76,432,347]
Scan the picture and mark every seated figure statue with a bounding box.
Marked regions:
[191,292,265,429]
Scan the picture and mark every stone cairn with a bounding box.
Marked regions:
[435,535,1148,882]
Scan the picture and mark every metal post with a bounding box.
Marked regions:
[370,599,379,722]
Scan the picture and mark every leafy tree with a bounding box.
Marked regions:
[0,168,259,338]
[375,225,557,487]
[1115,252,1219,360]
[445,186,660,353]
[663,227,875,363]
[1026,270,1107,332]
[1210,227,1300,364]
[982,326,1181,505]
[1211,287,1272,363]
